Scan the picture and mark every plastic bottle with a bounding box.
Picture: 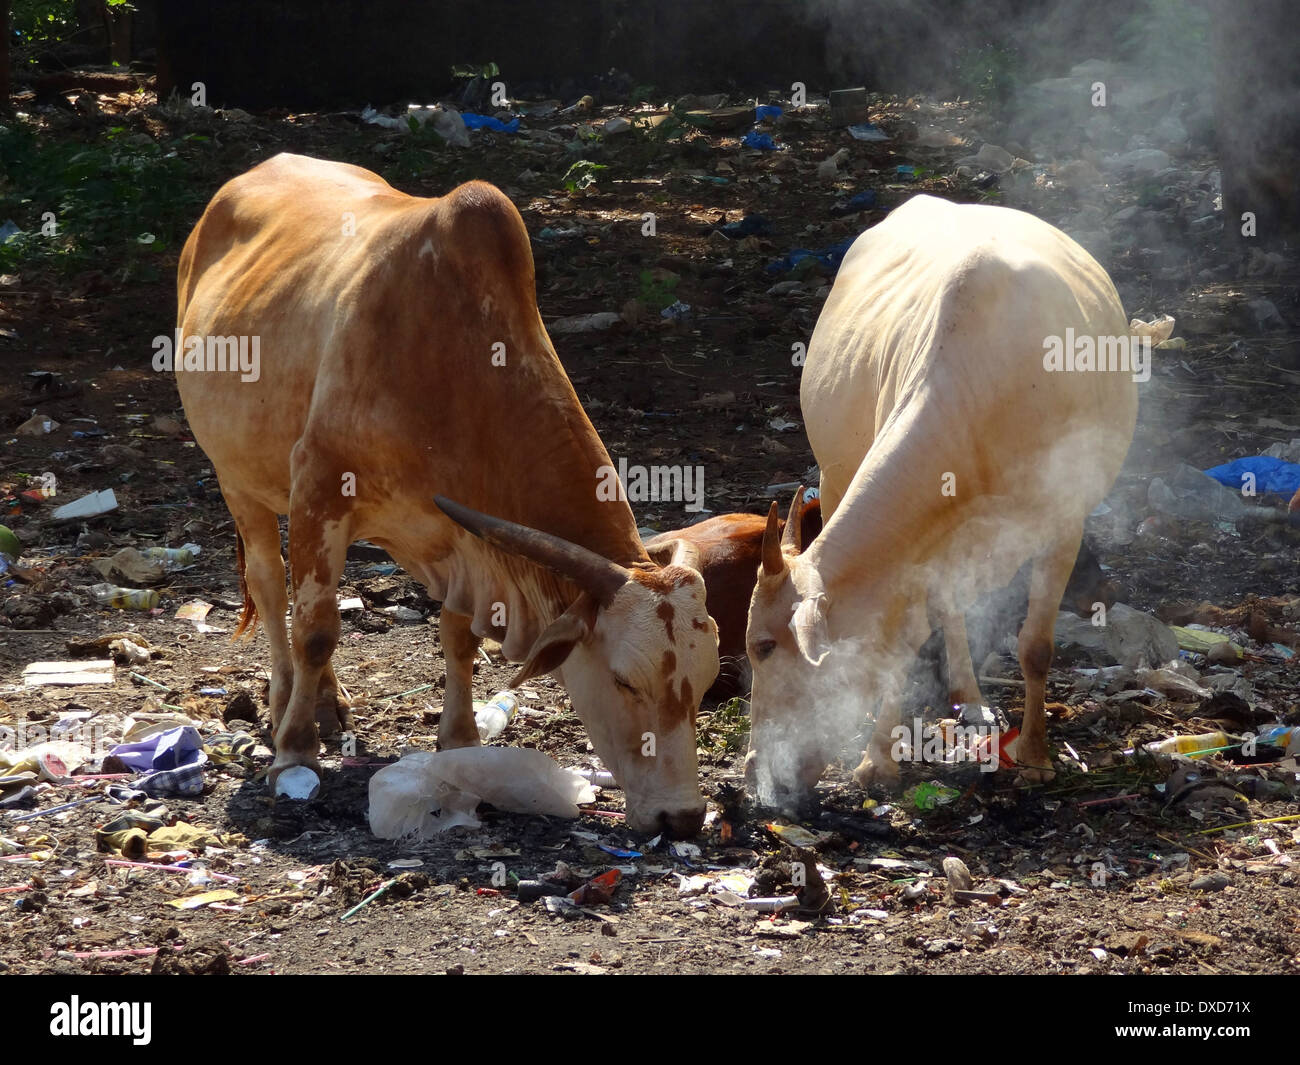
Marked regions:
[139,544,199,568]
[1142,731,1235,758]
[89,583,160,609]
[1254,725,1297,751]
[474,691,519,742]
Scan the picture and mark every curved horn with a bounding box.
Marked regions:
[761,500,784,577]
[781,485,807,553]
[434,495,629,605]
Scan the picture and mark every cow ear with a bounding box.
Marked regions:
[789,595,831,667]
[510,594,598,685]
[644,536,701,572]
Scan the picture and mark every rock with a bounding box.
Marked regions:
[1104,148,1170,175]
[958,143,1015,173]
[1245,298,1285,331]
[15,413,58,436]
[1148,464,1248,522]
[548,312,622,335]
[1207,641,1243,666]
[943,856,973,892]
[1189,871,1230,892]
[1054,603,1178,668]
[1104,930,1149,956]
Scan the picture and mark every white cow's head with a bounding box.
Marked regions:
[743,489,844,808]
[435,498,719,837]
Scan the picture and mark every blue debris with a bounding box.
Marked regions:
[895,164,917,180]
[719,214,770,237]
[830,190,877,216]
[660,300,692,320]
[598,843,643,859]
[754,104,783,123]
[847,123,889,142]
[1203,456,1300,498]
[462,113,520,133]
[742,130,781,151]
[765,238,857,275]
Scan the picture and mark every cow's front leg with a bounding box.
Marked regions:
[269,495,351,797]
[853,687,903,789]
[437,608,482,749]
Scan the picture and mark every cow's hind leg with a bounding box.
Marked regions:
[269,481,352,796]
[437,609,482,749]
[1014,532,1080,784]
[224,497,291,730]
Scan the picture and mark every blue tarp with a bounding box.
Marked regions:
[1203,456,1300,497]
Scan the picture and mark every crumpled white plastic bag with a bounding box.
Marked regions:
[368,747,599,839]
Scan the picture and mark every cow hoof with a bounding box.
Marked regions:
[1015,763,1056,786]
[852,752,901,790]
[269,762,321,800]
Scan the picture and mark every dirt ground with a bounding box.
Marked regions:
[1,80,1298,978]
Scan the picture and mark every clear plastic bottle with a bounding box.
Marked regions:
[474,691,519,742]
[139,544,199,568]
[89,583,160,609]
[1143,731,1235,758]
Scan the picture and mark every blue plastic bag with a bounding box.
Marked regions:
[765,238,857,274]
[462,113,520,133]
[742,130,780,151]
[1203,456,1300,497]
[754,104,783,123]
[719,214,769,237]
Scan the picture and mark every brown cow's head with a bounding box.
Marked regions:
[434,497,719,838]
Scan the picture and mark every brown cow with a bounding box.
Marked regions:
[647,498,822,699]
[172,154,719,836]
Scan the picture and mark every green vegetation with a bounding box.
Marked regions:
[450,61,500,81]
[953,42,1024,108]
[561,159,607,193]
[0,120,211,274]
[11,0,134,65]
[700,697,750,754]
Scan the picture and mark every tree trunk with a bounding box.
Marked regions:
[1,1,11,111]
[1212,0,1300,252]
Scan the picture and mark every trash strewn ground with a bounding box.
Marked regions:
[1,70,1298,974]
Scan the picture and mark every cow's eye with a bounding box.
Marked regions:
[614,676,637,694]
[752,639,777,661]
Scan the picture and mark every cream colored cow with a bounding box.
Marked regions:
[746,194,1151,806]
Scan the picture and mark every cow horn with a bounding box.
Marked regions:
[761,500,784,577]
[781,485,806,553]
[434,496,630,605]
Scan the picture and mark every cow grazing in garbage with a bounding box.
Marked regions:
[744,195,1148,807]
[174,153,719,836]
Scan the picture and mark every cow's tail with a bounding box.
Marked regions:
[232,529,259,639]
